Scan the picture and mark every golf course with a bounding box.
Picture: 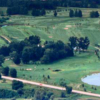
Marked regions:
[0,7,100,99]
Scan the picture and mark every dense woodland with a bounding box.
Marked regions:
[0,0,100,8]
[0,0,100,15]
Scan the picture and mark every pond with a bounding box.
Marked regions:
[82,73,100,86]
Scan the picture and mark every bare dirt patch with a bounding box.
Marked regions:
[53,27,55,29]
[49,36,53,38]
[90,71,100,74]
[64,28,69,30]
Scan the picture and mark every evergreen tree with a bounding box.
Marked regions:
[69,10,74,17]
[0,74,1,79]
[90,11,95,18]
[0,55,5,66]
[1,66,9,76]
[12,80,23,90]
[75,10,78,17]
[41,9,46,16]
[54,10,57,17]
[79,10,82,17]
[9,68,17,78]
[13,54,21,65]
[95,11,99,17]
[22,51,30,64]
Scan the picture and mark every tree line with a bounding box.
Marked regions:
[1,66,17,78]
[0,35,90,66]
[69,36,90,51]
[0,0,100,9]
[90,11,99,18]
[2,0,100,16]
[69,9,82,17]
[69,10,99,18]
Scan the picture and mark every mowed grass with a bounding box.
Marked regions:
[1,7,100,97]
[0,38,7,47]
[1,13,100,45]
[3,51,100,94]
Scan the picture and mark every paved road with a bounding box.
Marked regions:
[2,76,100,97]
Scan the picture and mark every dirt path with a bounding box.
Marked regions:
[0,35,11,43]
[2,76,100,98]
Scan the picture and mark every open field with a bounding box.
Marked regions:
[1,7,100,99]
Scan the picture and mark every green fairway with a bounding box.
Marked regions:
[3,51,100,94]
[0,38,7,46]
[1,12,100,45]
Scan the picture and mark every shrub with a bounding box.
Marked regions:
[12,80,23,90]
[1,66,9,76]
[9,68,17,78]
[61,92,66,97]
[0,89,17,98]
[66,86,72,94]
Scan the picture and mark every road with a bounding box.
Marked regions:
[1,76,100,97]
[95,46,100,51]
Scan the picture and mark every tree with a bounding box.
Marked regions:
[17,88,23,96]
[41,55,50,64]
[41,9,46,16]
[13,53,21,65]
[95,11,99,17]
[54,10,57,17]
[1,66,9,76]
[79,10,82,17]
[84,37,90,50]
[28,35,40,45]
[22,50,30,64]
[12,80,23,90]
[0,55,5,66]
[34,88,47,100]
[69,37,77,48]
[69,10,74,17]
[32,9,41,16]
[48,75,50,79]
[9,68,17,78]
[0,46,10,56]
[90,11,95,18]
[0,74,1,79]
[90,11,99,18]
[61,92,66,97]
[66,86,72,94]
[75,10,78,17]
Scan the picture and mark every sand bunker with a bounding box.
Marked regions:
[64,25,72,30]
[26,68,32,71]
[49,36,53,38]
[66,25,72,27]
[64,28,69,30]
[53,27,55,29]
